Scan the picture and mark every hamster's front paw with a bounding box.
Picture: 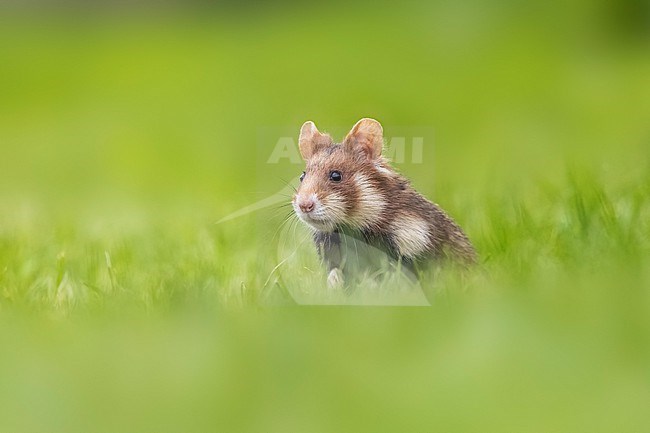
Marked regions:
[327,268,344,289]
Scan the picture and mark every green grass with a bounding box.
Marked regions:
[1,2,650,432]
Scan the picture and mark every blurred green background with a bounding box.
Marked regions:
[1,1,649,432]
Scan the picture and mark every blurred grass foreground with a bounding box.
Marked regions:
[1,1,650,432]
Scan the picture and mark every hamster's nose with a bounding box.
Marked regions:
[299,199,315,213]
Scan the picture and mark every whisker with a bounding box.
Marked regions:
[276,177,298,193]
[271,211,298,242]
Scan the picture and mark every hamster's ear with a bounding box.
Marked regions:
[299,121,332,160]
[343,118,383,160]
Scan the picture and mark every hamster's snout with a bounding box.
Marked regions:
[293,192,338,232]
[298,199,315,213]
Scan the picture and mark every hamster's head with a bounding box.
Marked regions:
[292,118,389,232]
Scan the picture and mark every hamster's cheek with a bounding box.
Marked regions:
[325,192,345,207]
[321,192,348,223]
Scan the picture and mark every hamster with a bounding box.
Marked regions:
[292,118,476,287]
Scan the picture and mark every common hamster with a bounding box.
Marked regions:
[292,118,476,287]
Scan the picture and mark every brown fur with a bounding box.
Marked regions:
[293,118,476,283]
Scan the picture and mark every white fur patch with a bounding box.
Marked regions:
[327,268,344,288]
[374,163,392,175]
[351,173,385,228]
[391,214,430,258]
[323,192,347,223]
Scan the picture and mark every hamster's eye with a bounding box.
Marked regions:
[329,170,342,182]
[299,171,306,182]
